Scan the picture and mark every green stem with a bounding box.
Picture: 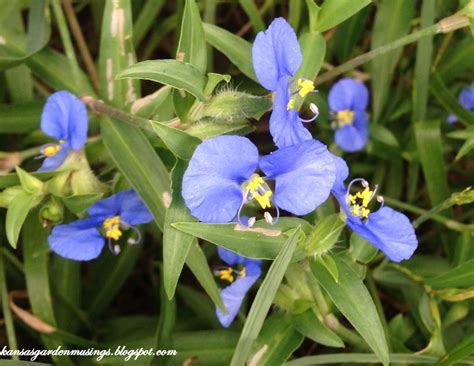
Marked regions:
[83,97,182,131]
[0,244,19,359]
[315,15,470,85]
[383,197,474,234]
[51,0,82,88]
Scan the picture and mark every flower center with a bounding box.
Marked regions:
[245,175,273,209]
[346,179,384,220]
[215,266,246,283]
[43,144,62,157]
[103,215,122,241]
[336,110,355,126]
[349,187,373,219]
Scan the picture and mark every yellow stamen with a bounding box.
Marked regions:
[287,99,295,110]
[336,110,355,125]
[239,267,246,278]
[246,175,265,192]
[103,216,122,241]
[43,144,62,157]
[297,79,315,97]
[219,267,234,283]
[253,191,272,209]
[349,187,373,219]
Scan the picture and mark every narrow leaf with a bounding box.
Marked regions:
[310,255,389,366]
[6,191,36,248]
[230,228,301,366]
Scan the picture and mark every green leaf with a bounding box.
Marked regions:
[177,0,207,73]
[305,0,321,32]
[310,255,389,366]
[85,243,142,319]
[238,0,265,33]
[0,0,50,71]
[98,0,140,106]
[349,233,379,264]
[0,101,41,134]
[163,160,195,300]
[6,191,36,248]
[204,72,231,96]
[22,212,73,366]
[370,0,414,122]
[101,117,171,230]
[117,60,207,101]
[153,265,176,365]
[186,118,254,139]
[131,86,172,118]
[185,240,225,311]
[304,214,345,256]
[426,259,474,289]
[316,0,372,32]
[249,312,304,366]
[285,353,460,365]
[203,23,257,81]
[414,120,451,208]
[293,308,344,348]
[151,121,201,160]
[230,228,301,366]
[133,0,166,46]
[317,255,339,283]
[15,166,44,194]
[435,332,474,366]
[28,48,96,96]
[334,6,371,62]
[172,218,310,261]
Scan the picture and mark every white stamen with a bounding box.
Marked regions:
[248,217,256,227]
[264,211,273,224]
[114,244,121,254]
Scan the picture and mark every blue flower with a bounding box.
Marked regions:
[328,78,369,152]
[48,189,152,261]
[252,18,316,149]
[182,135,335,224]
[447,82,474,124]
[214,247,262,327]
[38,91,88,171]
[331,156,417,262]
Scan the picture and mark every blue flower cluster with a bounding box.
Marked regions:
[181,18,418,327]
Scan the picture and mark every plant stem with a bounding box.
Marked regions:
[51,0,82,89]
[62,0,100,94]
[82,97,183,131]
[315,15,470,85]
[382,196,474,234]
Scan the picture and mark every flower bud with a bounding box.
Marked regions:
[39,197,64,225]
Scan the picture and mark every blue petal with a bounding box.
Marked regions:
[215,263,262,327]
[330,154,349,200]
[182,136,259,223]
[252,18,302,91]
[41,91,88,150]
[347,207,418,262]
[334,111,368,152]
[328,78,369,111]
[87,192,123,219]
[217,247,245,266]
[270,78,312,148]
[260,139,336,215]
[48,217,105,261]
[118,189,153,225]
[37,141,69,172]
[459,83,474,110]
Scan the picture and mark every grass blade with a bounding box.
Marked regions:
[230,228,301,366]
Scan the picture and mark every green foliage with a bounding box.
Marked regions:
[0,1,473,365]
